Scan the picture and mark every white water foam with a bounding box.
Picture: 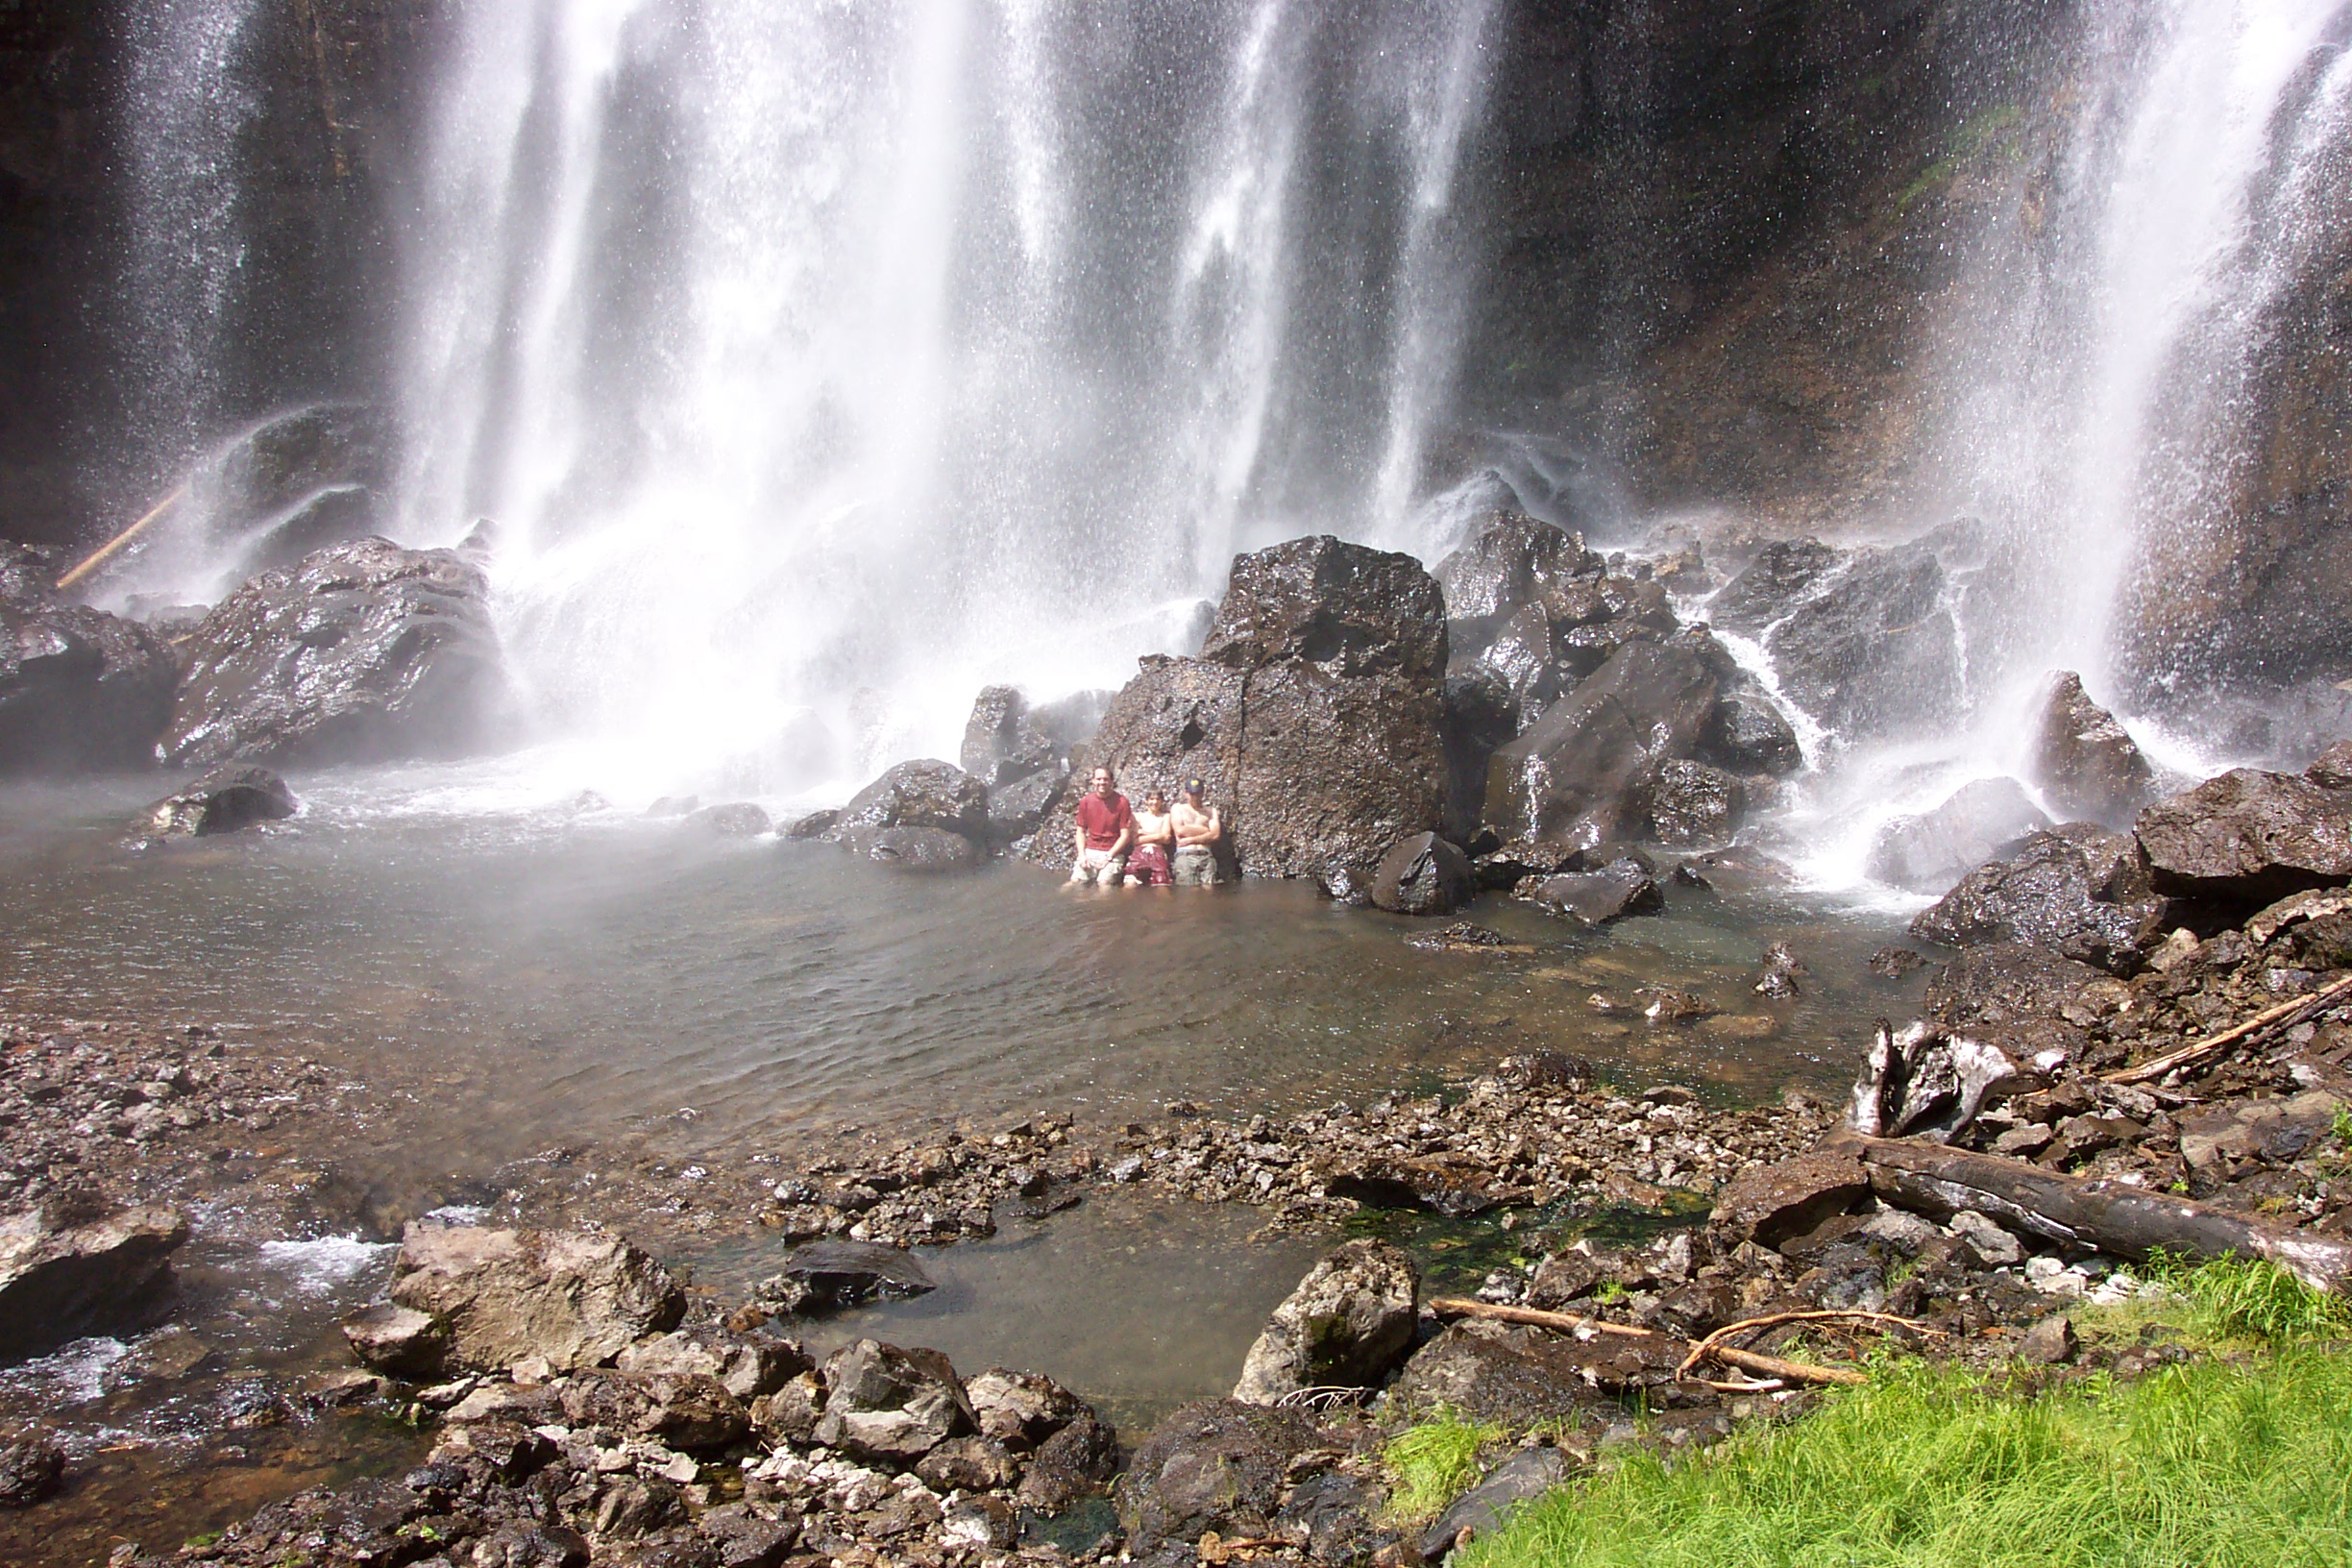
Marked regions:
[255,1236,396,1296]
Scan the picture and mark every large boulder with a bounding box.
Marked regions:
[1035,537,1448,890]
[829,758,988,840]
[1471,602,1565,723]
[1706,538,1842,633]
[813,1339,975,1462]
[1117,1399,1324,1555]
[1910,824,2170,974]
[1202,534,1446,680]
[1,544,179,773]
[185,403,398,579]
[386,1226,685,1373]
[1764,545,1962,739]
[1370,832,1474,916]
[2134,768,2352,905]
[960,686,1058,788]
[1923,942,2109,1031]
[1867,777,2050,894]
[2028,673,2155,824]
[1700,690,1803,775]
[135,765,297,839]
[165,537,510,769]
[1643,758,1747,845]
[1482,630,1734,848]
[1232,1239,1419,1404]
[0,1200,188,1362]
[1431,509,1603,660]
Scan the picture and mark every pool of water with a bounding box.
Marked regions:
[1,767,1919,1193]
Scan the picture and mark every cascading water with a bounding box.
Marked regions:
[396,0,1500,798]
[1773,0,2352,895]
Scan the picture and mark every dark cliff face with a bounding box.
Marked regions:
[0,0,444,551]
[1460,0,2078,530]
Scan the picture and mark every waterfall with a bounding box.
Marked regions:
[395,0,1500,795]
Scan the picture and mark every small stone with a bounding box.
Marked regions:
[1948,1211,2024,1267]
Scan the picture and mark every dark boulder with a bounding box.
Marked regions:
[1483,630,1734,848]
[1472,601,1565,723]
[1,545,178,772]
[1324,1153,1509,1217]
[758,1240,937,1314]
[1203,533,1446,681]
[186,403,398,579]
[984,765,1067,844]
[1017,1409,1122,1513]
[1432,509,1602,659]
[1232,1239,1419,1404]
[783,809,839,840]
[1370,832,1474,917]
[1390,1321,1659,1424]
[1706,538,1842,632]
[813,1339,974,1462]
[1765,545,1961,738]
[1911,824,2170,974]
[165,538,510,769]
[1644,758,1746,845]
[1440,671,1518,845]
[1700,691,1803,775]
[1867,777,2049,894]
[682,802,771,838]
[1526,858,1664,926]
[2134,768,2352,905]
[2029,673,2155,824]
[828,758,988,840]
[0,1201,189,1362]
[960,686,1058,788]
[1234,656,1446,888]
[1117,1399,1324,1554]
[0,1430,65,1508]
[136,765,297,839]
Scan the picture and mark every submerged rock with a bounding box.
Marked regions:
[1,544,179,773]
[1526,858,1665,927]
[2028,673,2155,824]
[682,801,772,837]
[0,1200,189,1363]
[1867,777,2050,894]
[758,1240,937,1314]
[166,538,511,769]
[1370,831,1475,916]
[0,1430,65,1508]
[1232,1239,1419,1404]
[386,1225,685,1374]
[2134,767,2352,905]
[136,765,298,839]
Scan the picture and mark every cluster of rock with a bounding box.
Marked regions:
[1,532,512,781]
[151,1220,1126,1568]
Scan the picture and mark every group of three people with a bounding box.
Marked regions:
[1068,767,1224,887]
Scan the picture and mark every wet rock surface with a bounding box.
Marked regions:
[1370,832,1474,916]
[2135,767,2352,905]
[0,544,180,774]
[1763,544,1962,740]
[2029,673,2155,824]
[165,538,511,770]
[0,1200,188,1363]
[1911,824,2170,974]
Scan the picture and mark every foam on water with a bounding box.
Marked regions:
[254,1237,397,1297]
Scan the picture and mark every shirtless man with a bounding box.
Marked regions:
[1068,766,1136,886]
[1170,777,1224,887]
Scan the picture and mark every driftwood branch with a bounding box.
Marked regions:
[2102,970,2352,1086]
[55,483,186,592]
[1426,1297,1867,1387]
[1674,1311,1942,1384]
[1827,1130,2352,1294]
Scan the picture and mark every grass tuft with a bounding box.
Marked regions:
[2142,1252,2352,1345]
[1384,1414,1500,1530]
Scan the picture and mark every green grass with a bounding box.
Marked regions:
[1457,1260,2352,1568]
[1385,1414,1501,1529]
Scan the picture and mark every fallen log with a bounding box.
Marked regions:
[1426,1297,1867,1387]
[2101,969,2352,1086]
[1825,1129,2352,1293]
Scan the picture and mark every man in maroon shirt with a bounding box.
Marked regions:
[1068,766,1137,886]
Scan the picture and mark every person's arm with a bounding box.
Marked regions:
[1114,824,1134,856]
[1204,806,1222,842]
[1072,815,1089,858]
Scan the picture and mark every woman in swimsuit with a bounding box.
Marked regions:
[1125,789,1176,886]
